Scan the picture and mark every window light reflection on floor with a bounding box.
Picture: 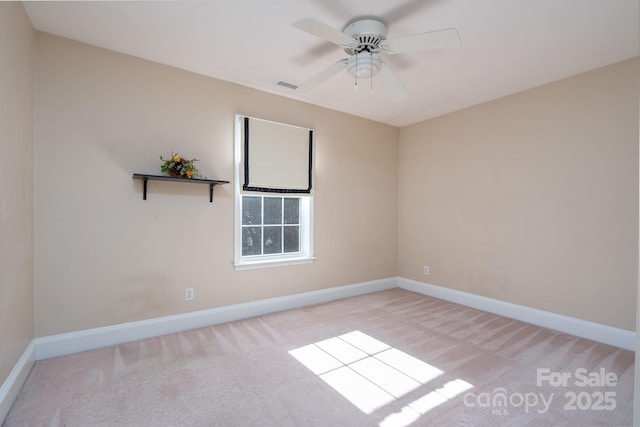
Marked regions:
[288,330,473,425]
[379,379,474,427]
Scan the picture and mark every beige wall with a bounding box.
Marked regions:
[18,22,640,341]
[399,58,639,330]
[34,33,398,337]
[635,70,640,427]
[0,3,34,384]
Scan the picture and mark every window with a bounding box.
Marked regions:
[241,196,301,256]
[234,115,314,270]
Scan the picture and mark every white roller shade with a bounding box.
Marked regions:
[242,117,313,193]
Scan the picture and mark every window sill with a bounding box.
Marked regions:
[234,256,316,271]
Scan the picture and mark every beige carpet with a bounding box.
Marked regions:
[3,289,634,426]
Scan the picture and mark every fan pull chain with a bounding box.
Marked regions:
[370,52,373,94]
[354,52,358,90]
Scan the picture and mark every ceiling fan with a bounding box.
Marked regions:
[292,17,461,102]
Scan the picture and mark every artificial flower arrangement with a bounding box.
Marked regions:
[160,152,200,179]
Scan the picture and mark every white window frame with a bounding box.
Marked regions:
[233,115,315,271]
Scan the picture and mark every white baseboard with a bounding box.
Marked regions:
[35,277,397,360]
[0,277,393,423]
[2,276,635,424]
[0,341,36,423]
[397,277,636,351]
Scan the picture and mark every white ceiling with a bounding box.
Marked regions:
[23,0,639,127]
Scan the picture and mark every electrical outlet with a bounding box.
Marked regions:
[423,266,430,276]
[185,288,194,301]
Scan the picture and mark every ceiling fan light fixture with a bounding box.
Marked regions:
[346,52,382,79]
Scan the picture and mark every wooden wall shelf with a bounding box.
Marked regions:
[133,173,229,202]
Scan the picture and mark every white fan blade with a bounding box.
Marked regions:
[380,28,461,54]
[378,62,410,102]
[297,59,348,91]
[292,17,355,47]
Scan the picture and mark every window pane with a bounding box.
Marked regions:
[284,226,300,253]
[284,198,299,224]
[264,226,282,254]
[242,196,262,225]
[242,227,262,256]
[264,197,282,225]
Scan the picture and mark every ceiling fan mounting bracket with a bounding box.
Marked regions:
[342,18,387,55]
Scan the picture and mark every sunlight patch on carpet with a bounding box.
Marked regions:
[380,379,473,427]
[288,330,472,423]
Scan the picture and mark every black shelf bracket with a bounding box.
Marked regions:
[133,173,229,202]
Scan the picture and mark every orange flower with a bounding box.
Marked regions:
[185,170,193,178]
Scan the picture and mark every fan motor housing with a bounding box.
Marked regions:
[343,18,387,55]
